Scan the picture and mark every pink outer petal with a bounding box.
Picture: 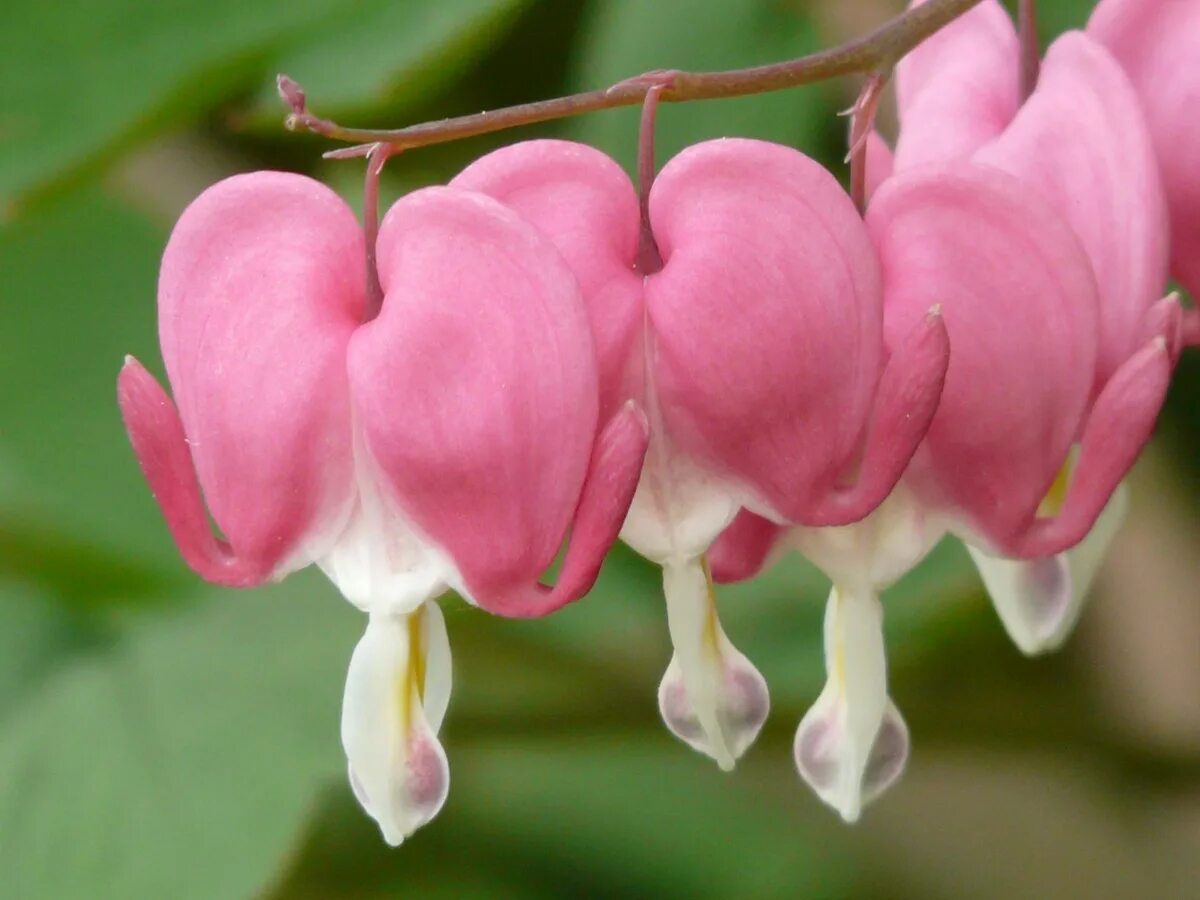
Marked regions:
[894,0,1020,171]
[118,358,269,586]
[479,402,648,618]
[1184,309,1200,349]
[864,133,894,205]
[805,308,949,526]
[350,186,603,616]
[976,31,1170,394]
[709,510,786,584]
[452,140,644,418]
[1015,336,1169,557]
[152,172,363,577]
[645,138,883,521]
[867,164,1099,548]
[1090,0,1200,300]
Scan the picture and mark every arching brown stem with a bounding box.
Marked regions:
[279,0,984,157]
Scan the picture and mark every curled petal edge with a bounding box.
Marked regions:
[471,401,649,618]
[1012,337,1169,558]
[801,307,949,527]
[117,357,271,587]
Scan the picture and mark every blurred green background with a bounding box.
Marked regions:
[2,1,1198,897]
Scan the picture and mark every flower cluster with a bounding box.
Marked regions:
[119,0,1196,843]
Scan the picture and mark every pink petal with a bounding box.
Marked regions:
[118,357,269,586]
[1016,337,1169,557]
[867,164,1099,549]
[864,132,894,204]
[708,510,785,584]
[151,172,363,577]
[644,138,883,522]
[804,308,949,526]
[894,0,1020,170]
[481,402,648,618]
[976,31,1170,393]
[1090,0,1200,300]
[452,140,645,418]
[350,186,603,615]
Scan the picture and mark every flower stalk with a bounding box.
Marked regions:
[279,0,985,157]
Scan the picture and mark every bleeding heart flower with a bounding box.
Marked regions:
[454,137,949,771]
[894,0,1176,654]
[712,1,1174,821]
[119,172,647,845]
[1090,0,1200,309]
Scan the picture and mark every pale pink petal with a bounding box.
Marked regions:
[867,164,1099,550]
[645,138,883,522]
[894,0,1020,170]
[864,132,894,204]
[452,140,644,418]
[976,31,1170,393]
[350,186,608,617]
[149,172,362,578]
[1090,0,1200,299]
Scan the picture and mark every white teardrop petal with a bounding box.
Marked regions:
[341,606,451,846]
[969,468,1129,655]
[657,557,769,770]
[967,543,1074,656]
[794,586,905,823]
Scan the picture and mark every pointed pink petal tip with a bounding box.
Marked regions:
[803,306,949,527]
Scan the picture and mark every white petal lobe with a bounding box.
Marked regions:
[657,557,769,770]
[794,586,908,822]
[341,604,452,846]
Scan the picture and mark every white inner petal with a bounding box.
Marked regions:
[657,557,769,770]
[341,604,452,847]
[318,428,460,616]
[790,484,940,589]
[794,585,908,823]
[965,480,1127,656]
[619,439,743,565]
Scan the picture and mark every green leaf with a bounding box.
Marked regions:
[0,0,348,207]
[243,0,532,128]
[567,0,834,171]
[0,187,186,585]
[443,740,855,899]
[0,571,360,900]
[0,583,106,720]
[271,740,857,899]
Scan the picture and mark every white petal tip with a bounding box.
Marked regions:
[794,698,909,823]
[341,610,454,847]
[967,548,1074,656]
[347,733,450,847]
[657,651,770,769]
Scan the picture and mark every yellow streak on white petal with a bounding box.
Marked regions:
[1038,452,1077,518]
[700,556,721,659]
[398,605,428,734]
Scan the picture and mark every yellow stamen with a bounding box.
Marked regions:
[398,606,429,732]
[1038,453,1076,517]
[833,590,846,688]
[700,556,722,658]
